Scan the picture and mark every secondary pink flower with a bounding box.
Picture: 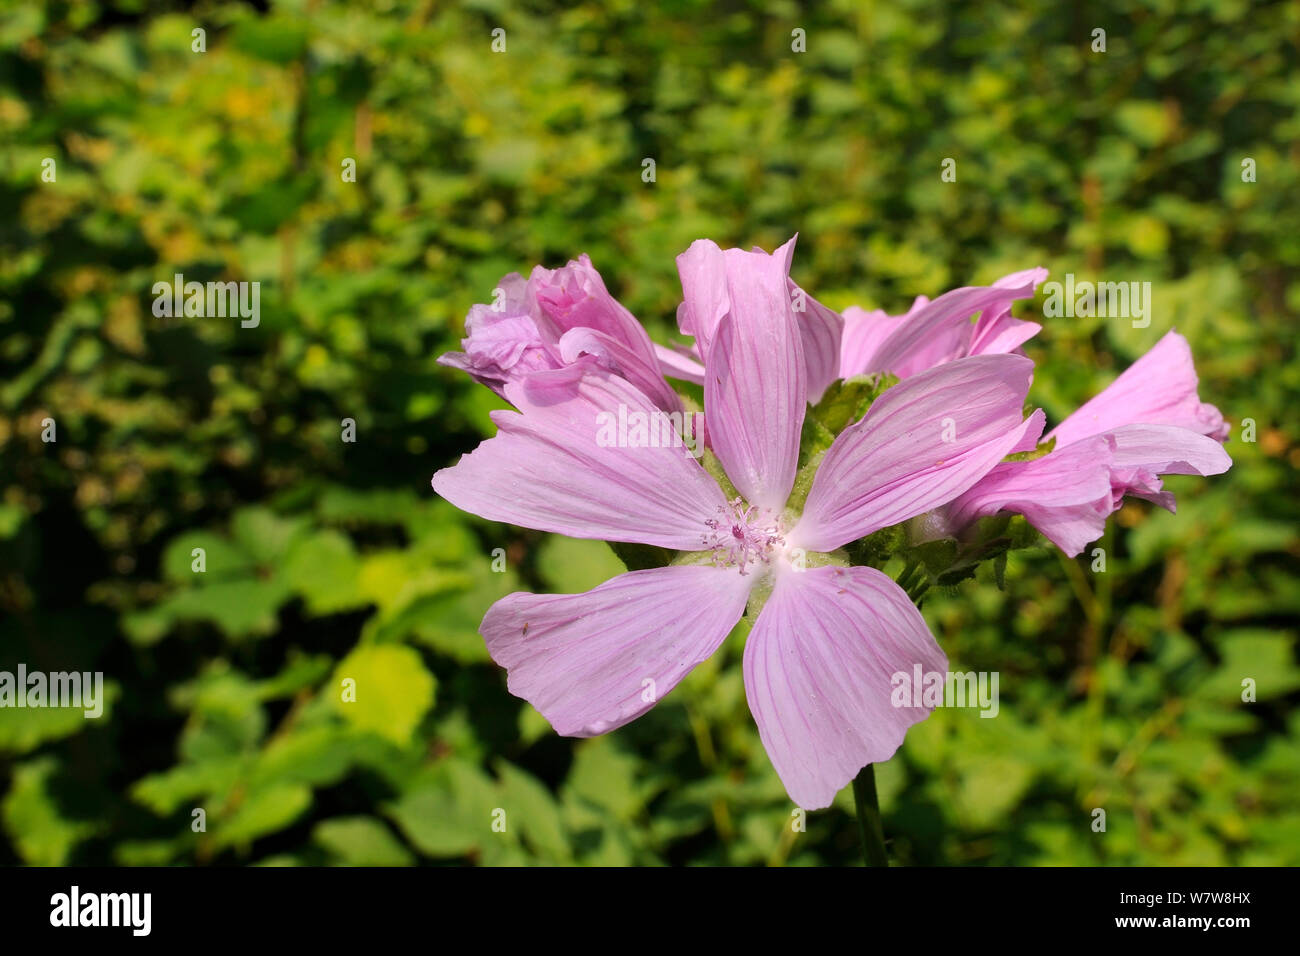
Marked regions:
[943,330,1231,555]
[840,267,1048,379]
[440,255,681,412]
[667,235,845,404]
[434,241,1040,808]
[1044,329,1229,445]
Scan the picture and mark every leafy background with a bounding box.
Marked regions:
[1,0,1297,866]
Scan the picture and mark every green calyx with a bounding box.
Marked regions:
[1003,434,1056,463]
[788,373,900,516]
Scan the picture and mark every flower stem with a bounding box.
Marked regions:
[846,561,926,865]
[851,763,889,866]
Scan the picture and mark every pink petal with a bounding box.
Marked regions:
[530,255,680,411]
[1106,422,1233,476]
[432,366,726,549]
[853,269,1046,378]
[838,301,921,379]
[439,273,558,396]
[793,354,1038,552]
[557,327,681,412]
[969,303,1042,356]
[992,266,1051,290]
[766,237,845,403]
[678,235,837,406]
[743,565,947,810]
[483,564,752,736]
[701,246,807,511]
[948,424,1231,556]
[795,288,846,404]
[946,436,1117,556]
[654,342,706,385]
[675,240,731,359]
[1049,330,1229,445]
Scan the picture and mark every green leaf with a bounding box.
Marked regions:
[538,537,627,592]
[215,783,313,851]
[162,532,256,583]
[313,816,414,866]
[3,758,97,865]
[281,530,367,614]
[231,508,310,565]
[131,757,246,816]
[1003,435,1056,463]
[383,570,518,663]
[808,373,899,435]
[154,578,294,639]
[564,738,644,821]
[495,760,571,861]
[251,725,362,790]
[0,682,118,754]
[385,760,499,858]
[329,644,436,745]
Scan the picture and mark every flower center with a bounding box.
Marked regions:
[702,498,786,575]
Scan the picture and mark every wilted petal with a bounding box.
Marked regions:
[743,565,947,810]
[530,255,649,350]
[794,354,1038,552]
[483,564,752,737]
[529,255,680,410]
[1049,330,1229,445]
[1106,422,1233,477]
[432,367,726,549]
[439,274,557,395]
[558,327,681,412]
[1104,422,1232,514]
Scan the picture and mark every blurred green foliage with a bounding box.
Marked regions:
[1,0,1297,865]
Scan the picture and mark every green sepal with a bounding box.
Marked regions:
[789,374,901,516]
[700,446,740,501]
[670,549,717,568]
[786,448,825,516]
[797,417,836,469]
[1003,434,1056,463]
[1005,513,1041,550]
[993,551,1008,590]
[808,373,899,436]
[908,536,960,577]
[844,523,907,569]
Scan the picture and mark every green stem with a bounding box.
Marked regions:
[897,559,921,592]
[851,763,889,866]
[848,562,927,866]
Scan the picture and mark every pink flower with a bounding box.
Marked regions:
[434,242,1040,808]
[440,255,681,412]
[1044,329,1229,446]
[840,267,1048,379]
[944,331,1231,555]
[661,235,845,404]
